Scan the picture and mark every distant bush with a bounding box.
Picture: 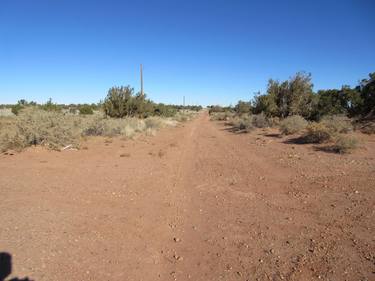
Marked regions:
[210,111,233,121]
[280,115,308,135]
[173,111,197,122]
[40,98,61,112]
[252,113,269,128]
[79,105,94,115]
[102,86,184,118]
[11,104,23,115]
[153,103,177,117]
[331,135,359,153]
[208,105,225,114]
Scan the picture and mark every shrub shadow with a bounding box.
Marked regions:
[221,126,250,134]
[283,135,312,145]
[0,252,33,281]
[313,146,342,154]
[263,133,282,138]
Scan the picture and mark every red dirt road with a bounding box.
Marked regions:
[0,112,374,281]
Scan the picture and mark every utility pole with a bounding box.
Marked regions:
[140,64,144,97]
[183,96,185,107]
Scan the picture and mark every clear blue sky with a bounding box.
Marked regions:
[0,0,374,106]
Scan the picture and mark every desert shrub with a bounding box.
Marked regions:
[145,117,164,129]
[210,111,233,121]
[268,116,280,127]
[280,115,308,135]
[82,117,146,138]
[79,105,94,115]
[234,101,251,115]
[321,115,352,133]
[0,108,82,151]
[303,122,333,143]
[209,105,225,114]
[0,106,185,152]
[252,113,269,128]
[153,103,177,117]
[229,116,254,132]
[331,135,359,153]
[102,86,155,118]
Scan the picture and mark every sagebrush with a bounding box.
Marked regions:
[0,107,191,152]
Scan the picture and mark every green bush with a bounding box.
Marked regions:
[280,115,308,135]
[103,86,135,118]
[79,105,94,115]
[11,104,23,115]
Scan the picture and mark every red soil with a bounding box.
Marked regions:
[0,112,374,281]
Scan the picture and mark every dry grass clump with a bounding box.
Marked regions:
[302,116,353,144]
[229,115,254,132]
[0,108,184,152]
[210,111,234,121]
[303,122,333,143]
[0,107,82,151]
[252,113,269,128]
[357,121,375,134]
[268,117,280,127]
[330,135,359,153]
[301,119,359,153]
[320,115,353,133]
[83,117,145,138]
[173,110,197,122]
[280,115,308,135]
[0,108,15,117]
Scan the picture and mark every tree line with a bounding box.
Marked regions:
[210,72,375,121]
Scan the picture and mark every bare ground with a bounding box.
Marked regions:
[0,112,374,281]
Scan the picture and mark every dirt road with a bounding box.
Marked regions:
[1,112,374,281]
